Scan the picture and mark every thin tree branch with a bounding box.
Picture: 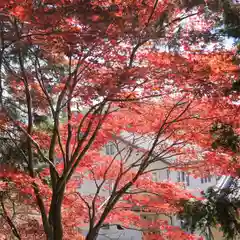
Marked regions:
[0,196,21,240]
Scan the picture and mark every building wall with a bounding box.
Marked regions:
[79,133,217,197]
[77,134,219,239]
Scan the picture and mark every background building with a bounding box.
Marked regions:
[77,132,219,239]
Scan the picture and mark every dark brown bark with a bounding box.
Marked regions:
[48,181,65,240]
[85,228,99,240]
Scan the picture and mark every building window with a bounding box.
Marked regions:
[186,175,190,186]
[177,172,181,182]
[167,169,170,179]
[178,171,190,186]
[208,176,212,182]
[152,172,158,182]
[181,172,185,182]
[201,176,212,184]
[217,176,221,181]
[105,143,115,155]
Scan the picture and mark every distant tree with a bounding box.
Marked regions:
[179,185,240,240]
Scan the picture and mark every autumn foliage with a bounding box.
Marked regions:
[0,0,239,240]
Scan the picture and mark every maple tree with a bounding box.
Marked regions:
[0,0,239,240]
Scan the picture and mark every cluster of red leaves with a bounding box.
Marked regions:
[0,163,199,239]
[0,167,88,239]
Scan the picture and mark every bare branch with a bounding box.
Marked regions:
[0,195,21,240]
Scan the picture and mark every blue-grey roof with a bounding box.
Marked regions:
[82,225,143,240]
[214,175,240,201]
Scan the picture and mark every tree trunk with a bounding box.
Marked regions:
[48,186,65,240]
[52,202,63,240]
[85,228,100,240]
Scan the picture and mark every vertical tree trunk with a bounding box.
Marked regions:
[48,185,65,240]
[85,228,99,240]
[52,200,63,240]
